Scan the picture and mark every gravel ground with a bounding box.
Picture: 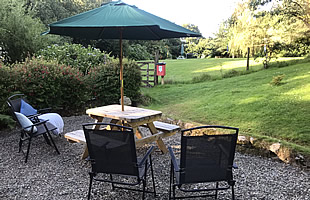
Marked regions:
[0,115,309,200]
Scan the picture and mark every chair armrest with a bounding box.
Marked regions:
[137,146,154,167]
[22,119,49,130]
[37,107,52,113]
[168,147,180,172]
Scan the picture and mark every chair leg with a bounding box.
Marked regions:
[169,162,173,200]
[232,185,235,200]
[25,136,32,163]
[142,160,148,200]
[46,131,60,154]
[88,173,94,200]
[173,185,176,200]
[110,174,115,190]
[142,179,146,200]
[215,182,219,199]
[19,133,24,153]
[43,133,51,145]
[149,155,156,196]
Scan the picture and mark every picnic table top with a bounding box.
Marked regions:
[86,105,162,123]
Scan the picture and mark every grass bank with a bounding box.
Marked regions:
[141,58,310,155]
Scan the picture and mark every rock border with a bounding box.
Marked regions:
[159,116,310,170]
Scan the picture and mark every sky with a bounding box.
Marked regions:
[124,0,240,38]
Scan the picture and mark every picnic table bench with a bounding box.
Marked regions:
[64,121,180,155]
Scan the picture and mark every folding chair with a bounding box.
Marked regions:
[168,125,239,199]
[7,94,51,123]
[14,112,60,163]
[83,123,156,200]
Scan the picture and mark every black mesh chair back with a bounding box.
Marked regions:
[83,123,156,200]
[84,124,138,176]
[180,130,237,184]
[7,94,26,119]
[168,125,239,199]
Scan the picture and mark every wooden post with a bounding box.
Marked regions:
[119,29,124,111]
[246,47,250,71]
[154,50,159,85]
[161,76,164,85]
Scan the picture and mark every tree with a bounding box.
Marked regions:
[0,0,48,63]
[26,0,110,26]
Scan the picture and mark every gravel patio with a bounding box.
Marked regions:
[0,115,309,199]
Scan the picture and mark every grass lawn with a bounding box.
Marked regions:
[157,57,304,83]
[141,58,310,155]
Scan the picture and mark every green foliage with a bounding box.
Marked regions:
[27,0,108,26]
[86,59,141,106]
[0,114,15,129]
[36,43,111,74]
[191,73,212,83]
[222,69,240,78]
[0,0,49,63]
[0,63,14,114]
[0,56,142,125]
[270,74,285,86]
[11,58,89,112]
[127,44,151,61]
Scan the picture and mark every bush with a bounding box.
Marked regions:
[37,43,111,74]
[222,70,240,78]
[0,56,142,129]
[0,63,14,114]
[86,59,141,106]
[270,74,285,86]
[192,73,212,83]
[11,58,89,113]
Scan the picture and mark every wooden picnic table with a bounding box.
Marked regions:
[65,105,180,159]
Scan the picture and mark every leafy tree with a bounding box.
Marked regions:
[0,0,48,63]
[27,0,111,26]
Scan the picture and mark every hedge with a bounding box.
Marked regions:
[0,57,141,121]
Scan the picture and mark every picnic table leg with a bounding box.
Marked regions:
[81,146,89,159]
[133,127,143,139]
[147,122,168,153]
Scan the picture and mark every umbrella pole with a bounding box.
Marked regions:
[119,29,124,111]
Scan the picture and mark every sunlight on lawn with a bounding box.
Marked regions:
[193,60,261,73]
[284,83,310,100]
[238,96,263,104]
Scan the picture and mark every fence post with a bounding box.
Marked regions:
[154,51,159,85]
[246,47,250,71]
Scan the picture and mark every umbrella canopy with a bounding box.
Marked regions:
[45,0,201,111]
[46,1,200,40]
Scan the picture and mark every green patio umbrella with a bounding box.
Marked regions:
[44,0,201,111]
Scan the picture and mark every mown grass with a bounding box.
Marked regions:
[158,57,304,83]
[141,58,310,155]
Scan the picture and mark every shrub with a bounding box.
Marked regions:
[192,73,212,83]
[0,114,15,129]
[223,69,240,78]
[86,59,141,107]
[0,63,15,114]
[36,43,111,74]
[11,58,89,113]
[270,74,285,86]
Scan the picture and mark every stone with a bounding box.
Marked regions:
[119,96,132,106]
[269,142,281,153]
[250,137,256,145]
[237,135,249,145]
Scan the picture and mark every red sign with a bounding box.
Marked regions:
[156,63,166,76]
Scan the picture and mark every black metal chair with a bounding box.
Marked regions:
[13,111,60,163]
[83,123,156,200]
[7,94,51,123]
[168,125,239,199]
